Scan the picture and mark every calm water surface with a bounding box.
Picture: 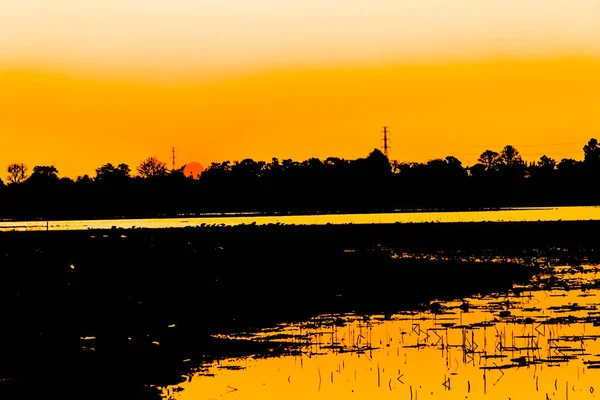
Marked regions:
[2,206,600,231]
[163,264,600,400]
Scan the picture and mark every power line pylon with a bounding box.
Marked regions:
[171,146,176,171]
[381,126,391,158]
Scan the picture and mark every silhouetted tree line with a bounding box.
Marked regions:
[1,139,599,220]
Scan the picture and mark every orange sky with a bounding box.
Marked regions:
[1,1,599,178]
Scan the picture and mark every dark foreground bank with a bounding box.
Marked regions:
[1,221,598,399]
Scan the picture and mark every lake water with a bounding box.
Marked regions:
[163,263,600,400]
[2,205,600,231]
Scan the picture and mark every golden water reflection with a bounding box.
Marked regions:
[2,206,600,231]
[165,264,600,400]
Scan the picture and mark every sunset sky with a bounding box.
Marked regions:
[1,0,599,178]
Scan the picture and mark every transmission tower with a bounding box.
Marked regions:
[171,147,176,171]
[381,126,391,158]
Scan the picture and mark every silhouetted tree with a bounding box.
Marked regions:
[365,149,392,176]
[583,138,600,166]
[169,165,187,177]
[201,161,231,178]
[395,162,426,177]
[137,157,167,178]
[88,163,134,218]
[265,158,281,172]
[28,166,59,182]
[537,155,556,170]
[0,140,598,219]
[302,158,325,174]
[58,177,75,185]
[24,166,61,196]
[499,145,523,166]
[478,150,500,170]
[75,174,95,196]
[424,159,451,177]
[445,156,461,165]
[529,155,557,179]
[95,163,131,182]
[443,156,468,177]
[7,163,28,184]
[556,158,580,176]
[117,163,131,177]
[231,159,265,178]
[76,174,93,184]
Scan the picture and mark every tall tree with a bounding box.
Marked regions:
[499,145,522,166]
[477,150,500,170]
[583,138,600,165]
[137,156,167,178]
[7,163,28,184]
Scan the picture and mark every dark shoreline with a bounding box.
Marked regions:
[2,219,599,249]
[0,221,598,399]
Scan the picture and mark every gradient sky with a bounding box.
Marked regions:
[1,0,599,177]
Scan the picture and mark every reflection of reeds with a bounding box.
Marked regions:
[196,262,600,400]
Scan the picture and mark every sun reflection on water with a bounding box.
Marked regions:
[3,206,600,231]
[164,264,600,400]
